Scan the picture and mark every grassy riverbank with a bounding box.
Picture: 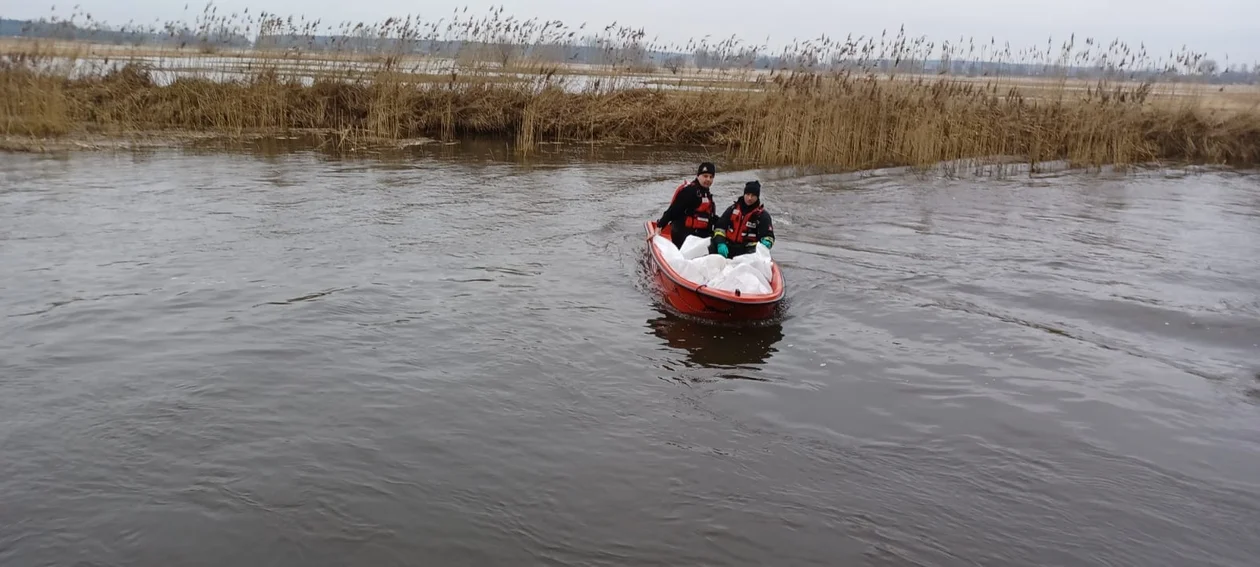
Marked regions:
[3,6,1259,170]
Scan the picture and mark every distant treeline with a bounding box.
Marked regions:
[3,17,1257,84]
[1,17,251,48]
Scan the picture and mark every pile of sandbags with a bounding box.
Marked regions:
[650,235,774,295]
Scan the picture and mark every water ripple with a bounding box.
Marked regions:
[1,150,1258,566]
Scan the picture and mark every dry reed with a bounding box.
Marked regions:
[3,4,1258,171]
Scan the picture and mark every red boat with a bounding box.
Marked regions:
[643,220,786,321]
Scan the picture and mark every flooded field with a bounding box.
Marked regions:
[2,142,1259,566]
[10,41,1257,106]
[6,49,678,90]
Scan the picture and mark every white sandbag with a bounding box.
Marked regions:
[684,253,725,283]
[754,242,775,282]
[731,253,773,284]
[676,262,710,284]
[655,234,777,292]
[653,235,707,283]
[706,262,772,295]
[652,235,685,267]
[732,256,772,290]
[679,235,711,260]
[725,242,773,283]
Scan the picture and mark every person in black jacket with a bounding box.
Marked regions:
[710,180,775,258]
[654,162,717,248]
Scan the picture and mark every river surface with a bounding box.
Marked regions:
[2,142,1259,566]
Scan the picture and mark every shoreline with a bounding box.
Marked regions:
[0,130,441,154]
[5,130,1251,184]
[5,48,1259,172]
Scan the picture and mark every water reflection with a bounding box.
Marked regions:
[181,132,711,167]
[647,312,784,368]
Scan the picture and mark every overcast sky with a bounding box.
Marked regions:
[7,0,1258,65]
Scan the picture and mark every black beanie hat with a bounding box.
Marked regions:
[697,162,716,176]
[743,180,761,197]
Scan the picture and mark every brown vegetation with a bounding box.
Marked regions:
[3,4,1259,171]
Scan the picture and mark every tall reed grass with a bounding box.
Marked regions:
[3,3,1258,170]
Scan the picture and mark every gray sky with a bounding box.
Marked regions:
[8,0,1259,65]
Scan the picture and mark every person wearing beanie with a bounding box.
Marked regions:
[654,162,717,248]
[710,179,775,259]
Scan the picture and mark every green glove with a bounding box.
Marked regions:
[760,238,773,249]
[717,243,729,258]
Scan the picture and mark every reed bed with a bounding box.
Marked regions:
[3,3,1259,170]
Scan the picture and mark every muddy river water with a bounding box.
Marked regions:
[2,142,1259,566]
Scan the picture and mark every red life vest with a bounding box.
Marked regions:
[726,202,765,244]
[671,180,715,230]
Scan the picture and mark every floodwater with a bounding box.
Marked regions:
[2,141,1259,567]
[34,54,676,91]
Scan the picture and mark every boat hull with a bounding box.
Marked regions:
[643,221,785,321]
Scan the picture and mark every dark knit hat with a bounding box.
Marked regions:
[697,162,716,176]
[743,180,761,197]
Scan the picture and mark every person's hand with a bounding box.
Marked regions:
[759,238,773,249]
[717,243,729,258]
